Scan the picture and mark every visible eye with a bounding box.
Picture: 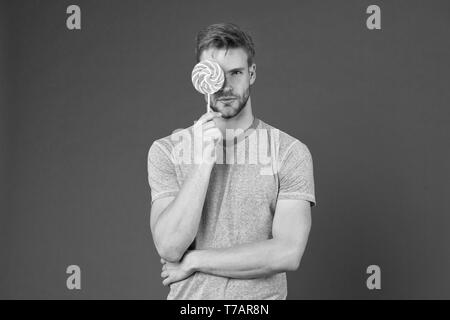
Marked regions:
[231,71,242,76]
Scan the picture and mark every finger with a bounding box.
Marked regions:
[197,112,222,125]
[202,121,216,130]
[162,276,171,286]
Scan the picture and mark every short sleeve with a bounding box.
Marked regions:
[147,141,180,203]
[278,141,316,207]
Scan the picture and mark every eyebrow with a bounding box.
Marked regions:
[226,67,245,73]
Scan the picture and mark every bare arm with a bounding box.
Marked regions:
[161,199,312,285]
[150,112,222,262]
[151,162,213,262]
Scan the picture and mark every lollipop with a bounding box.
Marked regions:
[191,60,224,112]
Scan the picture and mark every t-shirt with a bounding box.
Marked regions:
[147,117,316,300]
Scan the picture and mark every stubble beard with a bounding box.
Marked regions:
[210,86,250,119]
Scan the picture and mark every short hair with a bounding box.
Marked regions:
[195,23,255,66]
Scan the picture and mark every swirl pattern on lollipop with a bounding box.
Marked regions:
[191,60,225,95]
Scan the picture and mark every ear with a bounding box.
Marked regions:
[249,63,256,85]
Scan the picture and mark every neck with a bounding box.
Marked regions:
[213,97,254,138]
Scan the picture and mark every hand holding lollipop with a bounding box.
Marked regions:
[191,60,225,113]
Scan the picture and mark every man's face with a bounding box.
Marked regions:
[199,47,256,119]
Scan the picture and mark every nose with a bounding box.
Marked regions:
[219,75,233,94]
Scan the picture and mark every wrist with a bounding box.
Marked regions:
[185,250,201,273]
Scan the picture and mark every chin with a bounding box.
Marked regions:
[220,114,235,119]
[221,108,241,119]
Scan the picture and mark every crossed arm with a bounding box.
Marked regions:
[158,198,312,286]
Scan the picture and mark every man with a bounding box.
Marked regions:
[147,23,316,300]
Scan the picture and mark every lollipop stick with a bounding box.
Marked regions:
[207,93,211,113]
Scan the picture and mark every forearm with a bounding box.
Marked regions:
[154,163,213,261]
[189,238,302,279]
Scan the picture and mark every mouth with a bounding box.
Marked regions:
[218,97,236,102]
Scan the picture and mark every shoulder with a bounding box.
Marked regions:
[148,124,195,159]
[257,119,312,162]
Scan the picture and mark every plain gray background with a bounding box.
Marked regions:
[1,0,449,299]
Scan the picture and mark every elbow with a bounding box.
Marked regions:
[154,229,193,262]
[152,225,188,263]
[271,240,303,273]
[156,242,185,263]
[282,244,303,272]
[286,252,301,271]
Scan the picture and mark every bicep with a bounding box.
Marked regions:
[272,199,312,248]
